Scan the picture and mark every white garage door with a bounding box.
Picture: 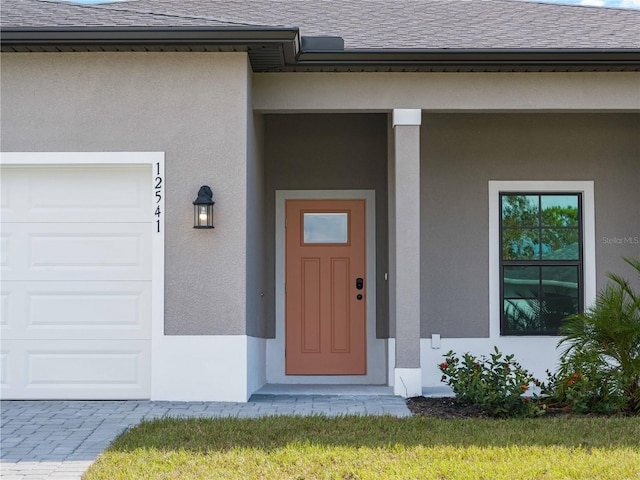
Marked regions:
[1,164,152,399]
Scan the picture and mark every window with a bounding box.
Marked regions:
[303,212,349,244]
[500,193,582,335]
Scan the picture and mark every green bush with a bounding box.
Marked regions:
[439,347,543,417]
[541,347,628,414]
[554,257,640,413]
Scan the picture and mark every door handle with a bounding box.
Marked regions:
[356,277,364,290]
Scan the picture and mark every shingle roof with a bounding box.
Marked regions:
[2,0,640,49]
[0,0,265,27]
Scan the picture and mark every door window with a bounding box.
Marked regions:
[303,212,349,244]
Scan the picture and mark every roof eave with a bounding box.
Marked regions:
[2,28,639,71]
[295,49,640,69]
[0,27,301,63]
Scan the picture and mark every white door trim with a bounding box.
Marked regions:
[268,190,387,385]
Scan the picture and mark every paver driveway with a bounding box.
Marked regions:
[1,395,411,480]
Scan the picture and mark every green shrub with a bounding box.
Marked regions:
[541,347,628,414]
[555,257,640,413]
[439,347,543,417]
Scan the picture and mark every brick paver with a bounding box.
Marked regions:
[0,395,411,479]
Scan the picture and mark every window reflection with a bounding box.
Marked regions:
[541,195,579,227]
[503,266,539,299]
[500,193,582,335]
[502,229,540,260]
[501,194,580,261]
[541,229,579,260]
[502,195,539,227]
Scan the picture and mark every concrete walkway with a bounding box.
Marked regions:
[0,394,412,480]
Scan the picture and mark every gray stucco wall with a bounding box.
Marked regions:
[264,113,389,338]
[1,52,252,336]
[4,53,637,345]
[254,73,640,112]
[393,123,422,368]
[246,104,266,337]
[387,115,397,338]
[421,112,640,338]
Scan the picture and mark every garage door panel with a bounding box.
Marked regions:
[0,175,10,210]
[3,223,151,281]
[0,291,8,327]
[0,352,7,386]
[0,340,150,399]
[0,165,151,223]
[1,234,11,273]
[0,161,155,400]
[29,350,142,385]
[0,167,20,217]
[1,281,151,340]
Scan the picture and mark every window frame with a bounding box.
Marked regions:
[499,192,583,335]
[488,181,596,339]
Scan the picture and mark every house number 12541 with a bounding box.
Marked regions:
[154,162,162,233]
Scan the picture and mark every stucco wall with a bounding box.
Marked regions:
[421,112,640,338]
[246,110,266,338]
[1,52,252,335]
[387,115,397,338]
[264,113,389,338]
[393,123,422,368]
[254,72,640,112]
[4,54,638,345]
[245,64,267,338]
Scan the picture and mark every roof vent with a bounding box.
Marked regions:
[300,36,344,51]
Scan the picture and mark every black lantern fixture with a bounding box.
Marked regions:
[193,185,215,229]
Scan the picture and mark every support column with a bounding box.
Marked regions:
[392,109,422,397]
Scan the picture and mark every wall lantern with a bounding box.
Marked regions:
[193,185,215,229]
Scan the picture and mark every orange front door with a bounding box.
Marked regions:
[285,199,367,375]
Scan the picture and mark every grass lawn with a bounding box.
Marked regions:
[84,415,640,479]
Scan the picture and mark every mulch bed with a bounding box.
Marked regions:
[406,396,587,419]
[406,397,490,419]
